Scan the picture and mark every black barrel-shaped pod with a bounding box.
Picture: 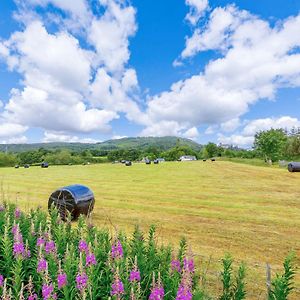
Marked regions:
[48,184,95,220]
[288,162,300,172]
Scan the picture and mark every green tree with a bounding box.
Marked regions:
[205,142,218,158]
[254,129,287,162]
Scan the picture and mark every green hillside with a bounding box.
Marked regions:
[0,136,201,153]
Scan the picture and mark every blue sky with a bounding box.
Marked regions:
[0,0,300,146]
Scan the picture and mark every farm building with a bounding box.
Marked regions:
[179,155,197,161]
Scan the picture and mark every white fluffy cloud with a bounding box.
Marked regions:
[143,5,300,137]
[88,0,137,72]
[182,5,252,58]
[185,0,209,25]
[218,116,300,147]
[0,0,142,142]
[182,127,199,140]
[0,123,28,138]
[242,116,300,136]
[218,134,254,147]
[43,131,99,143]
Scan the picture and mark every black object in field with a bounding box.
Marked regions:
[145,159,151,164]
[211,158,216,162]
[203,159,206,162]
[125,161,132,166]
[153,159,159,164]
[41,162,49,168]
[15,165,19,169]
[48,184,95,220]
[288,162,300,172]
[24,164,30,168]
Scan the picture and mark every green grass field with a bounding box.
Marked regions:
[1,161,299,299]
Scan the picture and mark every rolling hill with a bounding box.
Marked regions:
[0,136,202,153]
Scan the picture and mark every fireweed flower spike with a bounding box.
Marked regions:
[183,257,194,274]
[149,273,164,300]
[15,207,21,219]
[57,273,67,289]
[171,258,181,273]
[78,240,88,253]
[111,268,125,298]
[111,239,123,259]
[0,274,4,287]
[37,257,48,273]
[86,252,97,267]
[129,257,141,282]
[76,272,88,291]
[42,283,56,300]
[76,253,88,293]
[45,240,56,255]
[37,237,45,247]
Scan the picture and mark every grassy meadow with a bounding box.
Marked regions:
[0,160,299,299]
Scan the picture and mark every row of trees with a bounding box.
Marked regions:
[0,128,299,167]
[0,149,106,167]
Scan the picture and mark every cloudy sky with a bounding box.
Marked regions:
[0,0,300,147]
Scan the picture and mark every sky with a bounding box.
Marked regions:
[0,0,300,147]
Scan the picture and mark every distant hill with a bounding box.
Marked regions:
[0,136,202,153]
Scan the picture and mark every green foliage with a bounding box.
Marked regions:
[268,254,296,300]
[0,152,18,167]
[0,204,200,299]
[254,129,287,162]
[219,254,247,300]
[205,142,220,158]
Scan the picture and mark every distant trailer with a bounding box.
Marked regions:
[179,155,197,161]
[288,162,300,172]
[48,184,95,220]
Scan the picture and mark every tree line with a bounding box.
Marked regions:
[0,128,299,167]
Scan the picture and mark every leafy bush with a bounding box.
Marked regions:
[268,254,296,300]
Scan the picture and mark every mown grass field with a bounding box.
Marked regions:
[0,161,300,299]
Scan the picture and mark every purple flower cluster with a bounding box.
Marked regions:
[111,277,125,296]
[37,257,48,273]
[0,205,5,212]
[171,259,181,273]
[57,273,67,289]
[12,223,29,258]
[76,272,88,291]
[183,258,194,274]
[111,240,123,259]
[0,274,4,287]
[14,208,21,219]
[28,294,38,300]
[86,252,97,267]
[149,284,164,300]
[176,284,192,300]
[45,240,56,255]
[175,256,195,300]
[42,283,56,300]
[37,237,45,247]
[78,240,88,253]
[129,269,141,282]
